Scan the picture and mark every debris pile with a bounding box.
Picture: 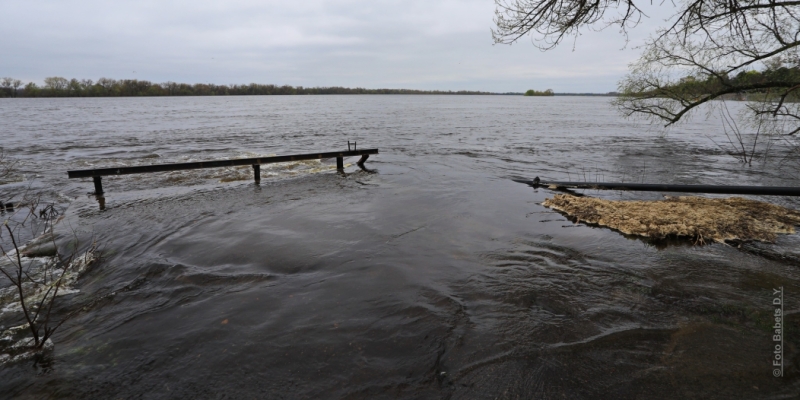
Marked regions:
[543,194,800,243]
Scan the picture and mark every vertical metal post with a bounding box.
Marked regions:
[93,176,103,195]
[253,164,261,183]
[336,157,344,171]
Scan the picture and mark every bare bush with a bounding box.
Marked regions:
[704,102,776,166]
[0,198,98,363]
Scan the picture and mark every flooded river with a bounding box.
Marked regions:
[1,96,799,398]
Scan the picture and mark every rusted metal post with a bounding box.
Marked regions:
[253,164,261,183]
[93,176,103,195]
[336,157,344,170]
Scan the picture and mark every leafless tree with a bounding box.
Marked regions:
[161,81,179,96]
[97,77,117,95]
[43,77,69,93]
[493,0,646,50]
[0,77,11,97]
[79,79,94,94]
[11,79,22,97]
[493,0,800,141]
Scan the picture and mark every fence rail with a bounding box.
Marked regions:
[68,148,378,195]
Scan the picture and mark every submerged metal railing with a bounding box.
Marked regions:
[68,148,379,195]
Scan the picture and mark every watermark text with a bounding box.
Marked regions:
[772,287,784,378]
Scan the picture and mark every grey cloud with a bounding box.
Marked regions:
[1,0,675,92]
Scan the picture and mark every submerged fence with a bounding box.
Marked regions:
[68,148,379,195]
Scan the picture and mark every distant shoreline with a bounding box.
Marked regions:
[0,91,620,98]
[554,93,619,97]
[0,77,618,98]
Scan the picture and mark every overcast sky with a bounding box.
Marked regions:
[2,0,675,92]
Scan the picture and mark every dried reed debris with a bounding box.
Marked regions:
[543,194,800,243]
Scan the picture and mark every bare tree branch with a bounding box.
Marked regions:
[494,0,800,142]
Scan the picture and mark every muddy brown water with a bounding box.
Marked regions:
[0,96,799,398]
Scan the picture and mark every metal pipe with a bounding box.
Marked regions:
[514,177,800,196]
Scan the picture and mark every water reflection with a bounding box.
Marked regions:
[93,195,105,211]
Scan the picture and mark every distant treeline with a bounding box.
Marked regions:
[555,92,619,96]
[623,65,800,99]
[524,89,554,96]
[0,77,522,98]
